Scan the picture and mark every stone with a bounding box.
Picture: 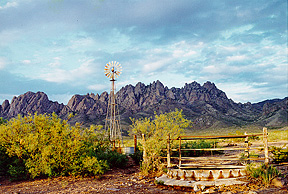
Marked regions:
[200,185,206,190]
[248,191,258,194]
[106,188,120,191]
[271,177,284,187]
[193,185,200,192]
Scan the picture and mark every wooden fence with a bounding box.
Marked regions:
[164,127,269,169]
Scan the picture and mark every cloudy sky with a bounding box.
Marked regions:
[0,0,287,104]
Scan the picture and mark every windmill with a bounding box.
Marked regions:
[104,61,122,143]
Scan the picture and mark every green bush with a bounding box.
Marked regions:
[130,147,143,165]
[0,117,6,125]
[95,150,128,169]
[130,110,191,176]
[0,146,10,176]
[7,158,29,181]
[246,163,280,187]
[270,145,288,164]
[176,140,219,157]
[0,113,126,180]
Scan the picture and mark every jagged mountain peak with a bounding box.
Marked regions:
[0,81,287,129]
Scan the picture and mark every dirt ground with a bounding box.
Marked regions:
[0,140,287,193]
[0,165,287,194]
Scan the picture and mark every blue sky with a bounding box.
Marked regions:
[0,0,287,104]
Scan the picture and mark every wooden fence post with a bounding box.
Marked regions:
[179,136,182,168]
[112,140,116,151]
[263,127,269,165]
[142,133,147,164]
[134,135,137,153]
[167,134,171,168]
[245,132,249,158]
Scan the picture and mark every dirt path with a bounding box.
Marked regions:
[0,165,287,194]
[0,166,188,194]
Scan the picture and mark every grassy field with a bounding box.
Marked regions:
[185,126,288,141]
[266,126,288,142]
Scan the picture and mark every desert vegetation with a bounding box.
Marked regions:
[0,113,127,181]
[246,163,281,187]
[130,110,191,176]
[0,110,286,190]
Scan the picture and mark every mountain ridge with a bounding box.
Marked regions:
[0,80,287,131]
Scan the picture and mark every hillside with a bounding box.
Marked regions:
[0,81,287,132]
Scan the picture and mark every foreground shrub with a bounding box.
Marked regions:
[131,110,191,176]
[246,163,281,187]
[0,113,126,179]
[130,148,143,165]
[270,145,288,164]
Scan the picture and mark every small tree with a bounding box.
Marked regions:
[130,110,191,176]
[0,113,111,179]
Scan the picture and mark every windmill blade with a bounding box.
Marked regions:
[104,61,122,79]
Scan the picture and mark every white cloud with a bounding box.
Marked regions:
[22,60,31,64]
[48,93,74,105]
[217,82,263,103]
[0,93,15,104]
[143,58,171,73]
[0,2,18,10]
[203,65,222,74]
[226,55,247,62]
[0,58,7,69]
[40,69,72,83]
[48,57,62,67]
[38,59,96,83]
[69,37,95,50]
[87,84,108,91]
[221,46,239,52]
[0,30,21,46]
[222,24,254,39]
[0,0,286,104]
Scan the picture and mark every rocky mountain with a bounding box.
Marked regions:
[0,81,287,131]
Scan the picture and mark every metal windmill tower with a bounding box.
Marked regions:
[104,61,122,142]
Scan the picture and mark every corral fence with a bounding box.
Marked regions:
[165,127,269,170]
[139,127,270,170]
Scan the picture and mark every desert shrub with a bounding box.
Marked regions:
[130,147,143,165]
[79,156,109,177]
[0,117,6,125]
[248,135,260,141]
[270,145,288,164]
[0,146,8,175]
[94,150,128,168]
[0,144,29,180]
[175,140,219,157]
[246,163,280,187]
[7,158,29,181]
[154,179,165,185]
[239,151,259,159]
[0,113,124,179]
[130,110,191,176]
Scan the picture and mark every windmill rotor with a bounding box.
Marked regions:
[104,61,122,79]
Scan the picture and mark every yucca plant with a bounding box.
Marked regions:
[246,163,281,187]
